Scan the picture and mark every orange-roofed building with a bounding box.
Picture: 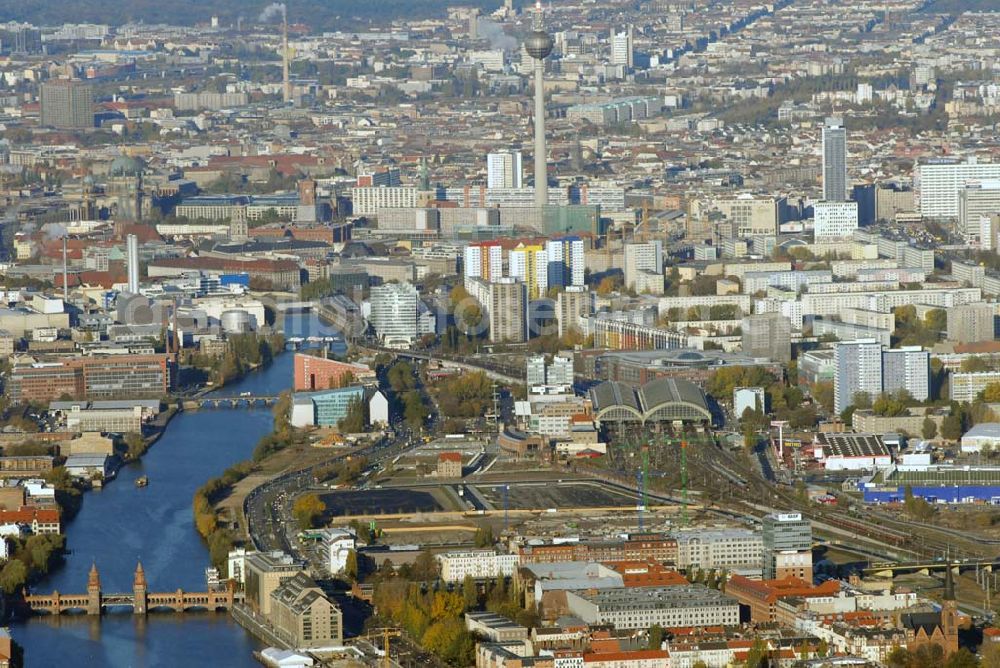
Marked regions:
[0,506,61,534]
[602,560,688,587]
[583,649,669,668]
[437,452,463,478]
[725,575,840,622]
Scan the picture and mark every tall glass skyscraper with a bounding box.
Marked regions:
[822,117,847,202]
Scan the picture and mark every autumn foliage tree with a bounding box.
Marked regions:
[429,371,492,418]
[292,493,326,530]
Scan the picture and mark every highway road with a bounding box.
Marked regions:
[244,432,421,561]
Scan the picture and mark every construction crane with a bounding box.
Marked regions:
[637,202,651,243]
[366,628,402,668]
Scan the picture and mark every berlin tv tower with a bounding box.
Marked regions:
[524,1,553,210]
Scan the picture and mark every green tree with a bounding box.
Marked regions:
[885,646,910,668]
[981,641,1000,668]
[403,391,429,428]
[123,432,148,459]
[922,417,938,440]
[924,308,947,332]
[744,638,770,668]
[648,624,664,650]
[941,414,963,441]
[873,393,908,417]
[0,559,27,594]
[852,391,873,410]
[345,549,359,581]
[338,396,367,432]
[812,381,835,413]
[840,405,857,426]
[961,356,993,372]
[474,525,494,548]
[411,550,439,581]
[462,574,478,609]
[945,648,981,668]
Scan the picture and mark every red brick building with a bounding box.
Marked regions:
[9,354,173,403]
[725,575,840,623]
[519,534,678,565]
[292,353,374,391]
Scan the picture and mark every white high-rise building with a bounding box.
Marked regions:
[856,82,873,104]
[610,26,633,68]
[509,245,548,299]
[556,286,592,337]
[957,181,1000,245]
[351,186,418,216]
[126,234,139,294]
[544,236,585,288]
[463,242,504,283]
[547,355,574,386]
[822,117,848,202]
[487,151,523,189]
[917,159,1000,219]
[488,278,527,343]
[526,355,547,387]
[834,339,883,414]
[623,240,663,291]
[369,282,426,348]
[882,346,930,402]
[814,201,859,240]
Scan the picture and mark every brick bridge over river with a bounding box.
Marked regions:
[23,562,241,616]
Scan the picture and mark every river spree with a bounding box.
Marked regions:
[13,313,343,667]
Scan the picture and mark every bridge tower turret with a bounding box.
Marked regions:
[133,561,148,615]
[86,562,101,615]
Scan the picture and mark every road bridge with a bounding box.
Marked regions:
[182,395,279,410]
[359,345,524,386]
[23,563,240,616]
[864,560,999,578]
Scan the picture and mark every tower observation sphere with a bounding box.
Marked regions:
[525,31,553,60]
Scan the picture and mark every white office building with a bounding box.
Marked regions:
[487,151,523,189]
[882,346,930,402]
[674,529,764,572]
[323,529,356,574]
[958,181,1000,246]
[369,282,433,348]
[917,159,1000,219]
[436,550,520,582]
[610,26,633,68]
[814,201,859,240]
[834,339,883,414]
[351,186,418,216]
[623,241,664,291]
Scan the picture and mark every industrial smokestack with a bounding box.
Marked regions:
[127,233,139,294]
[282,6,291,104]
[62,236,68,302]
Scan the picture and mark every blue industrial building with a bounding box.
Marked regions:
[860,466,1000,504]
